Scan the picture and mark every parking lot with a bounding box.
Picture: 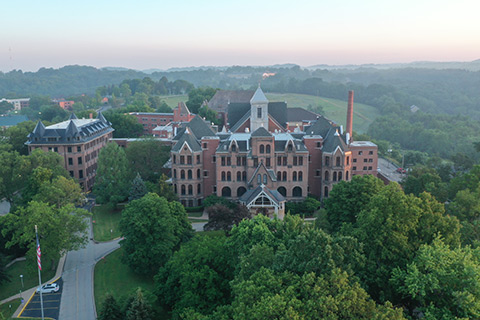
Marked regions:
[20,278,62,320]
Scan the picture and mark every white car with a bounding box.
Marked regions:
[36,283,59,294]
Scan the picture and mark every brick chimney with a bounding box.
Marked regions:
[346,90,354,143]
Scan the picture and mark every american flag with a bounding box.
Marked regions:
[36,233,42,271]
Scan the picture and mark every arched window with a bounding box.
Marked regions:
[197,169,201,179]
[242,171,247,181]
[324,171,329,181]
[277,187,287,197]
[257,174,261,184]
[338,171,343,181]
[222,187,231,197]
[288,143,293,151]
[197,184,201,194]
[263,174,267,184]
[292,186,302,197]
[298,171,303,181]
[181,170,185,179]
[221,172,226,181]
[336,156,341,166]
[227,172,231,181]
[283,171,287,181]
[266,145,271,153]
[174,184,177,194]
[346,171,349,181]
[293,171,297,181]
[277,171,281,181]
[188,185,193,195]
[173,169,177,179]
[237,171,241,181]
[237,187,247,197]
[188,170,192,179]
[232,144,236,152]
[324,186,329,197]
[333,172,337,181]
[255,196,271,206]
[181,185,186,195]
[260,145,265,153]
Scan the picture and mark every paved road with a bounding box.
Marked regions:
[58,221,120,320]
[192,222,207,232]
[377,158,405,183]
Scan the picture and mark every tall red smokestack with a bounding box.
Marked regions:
[346,90,354,142]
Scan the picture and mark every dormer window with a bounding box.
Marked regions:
[287,144,293,152]
[232,144,236,152]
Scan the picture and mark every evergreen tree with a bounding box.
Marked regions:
[129,173,148,202]
[94,143,131,208]
[126,289,152,320]
[97,294,122,320]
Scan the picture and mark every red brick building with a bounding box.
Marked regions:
[26,113,114,191]
[171,87,378,211]
[130,102,194,135]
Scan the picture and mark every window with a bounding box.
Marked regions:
[227,172,231,181]
[197,184,201,194]
[187,156,192,164]
[353,158,357,163]
[266,145,271,153]
[336,157,341,166]
[338,172,343,180]
[257,174,261,184]
[203,143,207,149]
[368,159,373,163]
[212,156,216,163]
[196,155,201,164]
[204,170,208,177]
[282,171,287,181]
[221,172,226,181]
[227,157,231,166]
[188,185,193,195]
[364,159,368,163]
[293,171,297,181]
[257,107,262,118]
[180,156,185,164]
[69,171,74,177]
[299,157,303,165]
[293,157,297,166]
[325,156,330,166]
[363,166,368,170]
[197,169,201,179]
[316,169,321,177]
[324,187,329,198]
[369,151,374,155]
[77,146,81,152]
[316,142,321,148]
[237,156,241,166]
[287,144,293,151]
[79,170,83,179]
[353,166,357,170]
[242,157,246,166]
[181,185,186,195]
[53,147,58,152]
[67,147,72,153]
[260,145,265,153]
[237,171,241,181]
[221,157,226,166]
[298,171,303,181]
[266,158,271,167]
[358,151,363,155]
[68,158,73,165]
[333,172,337,181]
[277,171,281,180]
[283,157,287,166]
[188,170,192,179]
[78,157,83,165]
[368,166,373,170]
[232,144,236,152]
[263,174,267,184]
[346,171,349,180]
[254,158,258,167]
[173,169,177,178]
[181,170,185,179]
[173,155,176,164]
[324,171,329,181]
[277,157,282,166]
[242,171,246,181]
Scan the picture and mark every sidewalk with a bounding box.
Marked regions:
[188,211,209,220]
[0,253,67,318]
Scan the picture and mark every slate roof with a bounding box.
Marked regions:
[229,110,250,133]
[208,90,254,113]
[171,129,202,152]
[304,116,337,138]
[287,108,320,122]
[322,129,347,153]
[267,102,287,128]
[173,115,215,140]
[239,185,285,206]
[251,127,272,137]
[0,115,29,128]
[27,113,113,145]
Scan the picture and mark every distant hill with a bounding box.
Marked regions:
[307,59,480,71]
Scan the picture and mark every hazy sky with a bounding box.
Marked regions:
[2,0,480,72]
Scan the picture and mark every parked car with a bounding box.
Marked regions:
[396,167,406,174]
[36,283,59,294]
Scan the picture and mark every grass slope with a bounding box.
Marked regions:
[157,95,188,109]
[0,260,56,301]
[92,205,124,242]
[0,298,21,319]
[266,93,378,133]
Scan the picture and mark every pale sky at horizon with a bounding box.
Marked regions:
[1,0,480,72]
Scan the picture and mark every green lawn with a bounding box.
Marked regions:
[266,93,378,133]
[0,259,56,301]
[0,298,21,319]
[157,95,188,109]
[94,248,168,318]
[92,205,124,242]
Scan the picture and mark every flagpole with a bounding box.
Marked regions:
[35,225,45,320]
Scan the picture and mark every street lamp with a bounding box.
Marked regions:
[20,274,24,288]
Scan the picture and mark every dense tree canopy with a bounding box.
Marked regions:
[124,139,171,182]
